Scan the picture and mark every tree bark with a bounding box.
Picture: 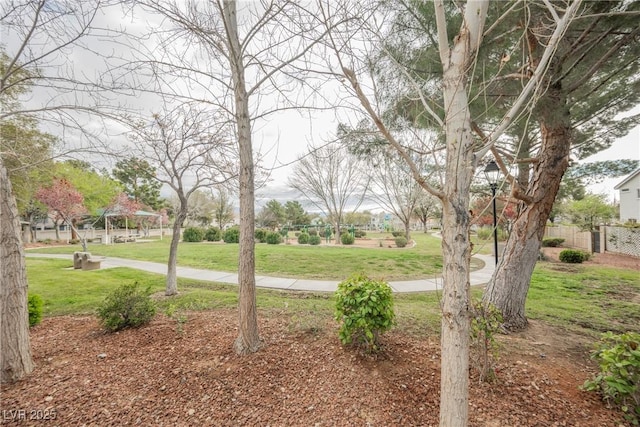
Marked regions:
[71,218,79,240]
[484,65,571,331]
[436,2,488,426]
[404,222,411,241]
[165,210,186,296]
[224,0,261,355]
[0,159,34,383]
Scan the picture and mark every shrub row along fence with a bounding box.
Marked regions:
[544,225,640,258]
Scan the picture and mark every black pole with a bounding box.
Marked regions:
[491,183,498,265]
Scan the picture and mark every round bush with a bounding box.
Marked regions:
[341,232,355,245]
[204,227,221,242]
[334,273,395,353]
[391,230,403,237]
[28,294,44,327]
[297,232,310,244]
[254,228,268,243]
[97,282,156,332]
[542,238,565,247]
[395,236,408,248]
[266,231,283,244]
[559,249,588,264]
[308,229,318,236]
[223,227,240,243]
[182,227,204,242]
[308,235,321,245]
[354,230,366,238]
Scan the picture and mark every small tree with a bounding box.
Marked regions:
[212,188,235,229]
[127,103,235,296]
[35,178,87,246]
[567,194,616,231]
[289,142,369,244]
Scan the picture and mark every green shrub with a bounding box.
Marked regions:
[96,282,156,332]
[254,228,268,243]
[354,230,366,238]
[391,231,403,237]
[266,231,283,245]
[308,229,318,236]
[475,227,492,240]
[341,232,355,245]
[204,227,221,242]
[334,273,395,353]
[297,232,310,244]
[583,332,640,424]
[395,236,408,248]
[542,237,565,247]
[559,249,589,264]
[182,227,204,242]
[223,227,240,243]
[470,300,503,382]
[308,235,321,245]
[28,294,44,327]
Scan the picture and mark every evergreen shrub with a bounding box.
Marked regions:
[28,294,44,327]
[297,232,310,244]
[223,227,240,243]
[308,235,321,245]
[204,227,221,242]
[182,227,204,242]
[97,282,156,332]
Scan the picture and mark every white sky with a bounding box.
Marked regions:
[582,107,640,202]
[4,1,639,210]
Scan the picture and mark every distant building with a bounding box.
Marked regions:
[614,168,640,223]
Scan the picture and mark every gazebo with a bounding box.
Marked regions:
[103,209,163,244]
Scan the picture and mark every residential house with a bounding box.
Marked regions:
[614,168,640,223]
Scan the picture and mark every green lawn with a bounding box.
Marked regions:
[28,232,465,281]
[525,263,640,334]
[26,255,640,338]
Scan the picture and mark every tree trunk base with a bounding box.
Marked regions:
[502,317,528,333]
[233,336,262,355]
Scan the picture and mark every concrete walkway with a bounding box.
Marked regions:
[26,253,495,293]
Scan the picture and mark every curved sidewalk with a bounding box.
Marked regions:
[26,253,495,293]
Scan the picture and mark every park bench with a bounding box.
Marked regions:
[73,251,106,271]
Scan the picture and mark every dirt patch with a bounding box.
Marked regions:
[1,312,629,426]
[541,247,640,271]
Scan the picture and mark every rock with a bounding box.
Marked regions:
[97,353,107,359]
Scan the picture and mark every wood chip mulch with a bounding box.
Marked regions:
[1,310,629,426]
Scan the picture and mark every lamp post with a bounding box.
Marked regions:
[484,161,500,265]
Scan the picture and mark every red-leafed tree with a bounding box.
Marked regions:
[106,192,142,235]
[107,192,141,218]
[472,196,518,229]
[35,178,87,244]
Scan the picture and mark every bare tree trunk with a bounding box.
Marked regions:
[0,159,34,384]
[71,218,79,240]
[485,82,570,330]
[54,223,60,241]
[224,0,261,355]
[165,212,185,296]
[404,222,411,241]
[334,222,340,244]
[436,2,488,425]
